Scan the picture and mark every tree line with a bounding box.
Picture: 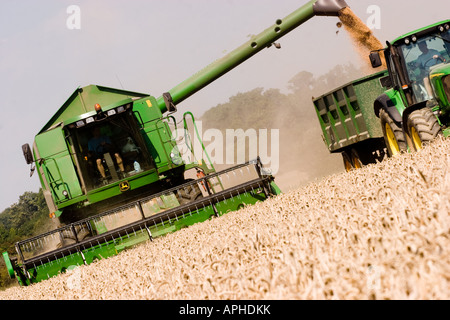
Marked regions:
[0,189,52,288]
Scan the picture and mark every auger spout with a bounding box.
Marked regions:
[156,0,349,113]
[313,0,348,16]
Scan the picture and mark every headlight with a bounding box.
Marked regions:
[86,117,94,124]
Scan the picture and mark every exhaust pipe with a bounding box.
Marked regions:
[313,0,349,16]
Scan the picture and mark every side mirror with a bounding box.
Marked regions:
[369,51,383,68]
[22,143,34,165]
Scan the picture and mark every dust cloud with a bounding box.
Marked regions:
[277,8,389,191]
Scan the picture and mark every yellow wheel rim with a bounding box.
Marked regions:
[353,156,362,169]
[385,123,400,156]
[344,158,352,172]
[411,127,423,151]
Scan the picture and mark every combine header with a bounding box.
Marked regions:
[4,0,348,286]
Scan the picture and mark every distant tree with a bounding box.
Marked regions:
[0,189,52,288]
[288,70,314,96]
[288,63,365,98]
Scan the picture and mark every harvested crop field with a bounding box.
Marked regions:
[1,137,449,300]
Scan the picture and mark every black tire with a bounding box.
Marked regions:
[380,109,407,157]
[63,226,92,241]
[76,229,91,241]
[57,226,92,249]
[342,151,353,172]
[342,148,372,172]
[350,148,363,169]
[406,108,441,152]
[56,238,76,249]
[176,182,203,205]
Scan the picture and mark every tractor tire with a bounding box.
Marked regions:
[176,182,203,205]
[56,226,92,249]
[56,238,76,249]
[406,108,441,152]
[380,109,407,157]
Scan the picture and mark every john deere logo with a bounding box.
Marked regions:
[119,181,130,192]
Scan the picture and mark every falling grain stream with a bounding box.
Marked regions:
[339,7,386,69]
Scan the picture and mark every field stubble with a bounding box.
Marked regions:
[1,137,449,300]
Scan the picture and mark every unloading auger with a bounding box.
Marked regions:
[3,0,348,286]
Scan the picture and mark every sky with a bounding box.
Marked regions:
[0,0,449,212]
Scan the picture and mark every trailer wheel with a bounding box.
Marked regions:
[406,108,441,152]
[342,151,353,172]
[343,148,369,172]
[380,109,407,157]
[350,149,363,169]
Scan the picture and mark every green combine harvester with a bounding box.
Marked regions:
[314,19,450,170]
[3,0,349,286]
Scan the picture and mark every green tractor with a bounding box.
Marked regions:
[3,0,349,286]
[369,20,450,155]
[313,19,450,171]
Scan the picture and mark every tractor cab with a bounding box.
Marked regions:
[398,29,450,103]
[370,21,450,106]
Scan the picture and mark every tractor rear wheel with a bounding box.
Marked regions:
[380,109,407,157]
[406,108,441,152]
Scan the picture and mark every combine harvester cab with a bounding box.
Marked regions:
[4,0,349,286]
